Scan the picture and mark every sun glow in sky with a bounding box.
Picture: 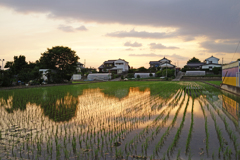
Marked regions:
[0,0,240,69]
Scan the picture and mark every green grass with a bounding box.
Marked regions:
[72,81,92,84]
[206,81,222,86]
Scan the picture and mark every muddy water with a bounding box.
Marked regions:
[0,82,240,160]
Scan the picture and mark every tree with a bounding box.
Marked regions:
[238,58,240,61]
[5,55,28,75]
[138,66,148,72]
[187,57,201,63]
[39,46,79,81]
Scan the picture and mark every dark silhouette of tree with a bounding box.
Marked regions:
[5,55,28,75]
[39,46,79,81]
[187,57,201,63]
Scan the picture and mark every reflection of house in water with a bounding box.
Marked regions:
[201,90,219,102]
[222,95,240,122]
[185,86,202,98]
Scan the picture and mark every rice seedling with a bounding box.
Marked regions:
[0,81,239,159]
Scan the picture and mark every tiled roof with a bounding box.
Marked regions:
[186,63,205,67]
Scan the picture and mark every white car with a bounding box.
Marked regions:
[124,78,128,81]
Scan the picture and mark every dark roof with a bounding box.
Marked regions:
[77,62,84,65]
[202,63,221,66]
[205,56,219,61]
[98,65,104,69]
[104,60,116,64]
[186,63,205,67]
[159,57,171,62]
[149,61,160,65]
[160,62,176,67]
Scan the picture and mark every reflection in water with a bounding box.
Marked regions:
[222,95,240,121]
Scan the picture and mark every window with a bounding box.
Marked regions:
[116,63,123,65]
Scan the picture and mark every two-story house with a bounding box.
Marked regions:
[98,59,129,74]
[201,56,222,70]
[76,62,85,72]
[149,57,175,69]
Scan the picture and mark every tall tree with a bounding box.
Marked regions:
[5,55,28,75]
[187,57,201,63]
[39,46,79,81]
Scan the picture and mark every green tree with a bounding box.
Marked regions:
[138,66,148,72]
[5,55,28,75]
[39,46,79,81]
[238,58,240,61]
[187,57,201,63]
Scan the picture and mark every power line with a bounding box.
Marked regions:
[231,40,240,62]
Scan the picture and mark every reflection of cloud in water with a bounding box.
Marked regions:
[75,87,152,122]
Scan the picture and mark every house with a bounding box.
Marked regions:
[201,56,221,70]
[76,62,85,72]
[185,62,205,69]
[185,56,221,70]
[98,59,129,74]
[39,69,56,81]
[149,57,175,69]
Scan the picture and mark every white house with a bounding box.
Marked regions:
[39,69,49,81]
[149,57,175,69]
[98,59,129,74]
[201,56,222,70]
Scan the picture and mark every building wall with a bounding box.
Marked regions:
[202,64,221,70]
[114,60,129,72]
[206,57,219,64]
[222,61,239,86]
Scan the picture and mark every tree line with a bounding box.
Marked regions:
[1,46,79,86]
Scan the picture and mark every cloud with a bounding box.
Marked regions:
[124,41,142,47]
[58,25,88,32]
[129,53,160,57]
[76,25,88,31]
[149,43,179,50]
[200,40,240,53]
[129,53,188,60]
[1,0,240,41]
[107,29,177,39]
[216,53,225,56]
[58,25,75,32]
[125,48,134,51]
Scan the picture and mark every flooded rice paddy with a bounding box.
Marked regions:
[0,81,240,160]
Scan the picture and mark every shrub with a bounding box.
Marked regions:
[137,75,140,78]
[156,71,162,77]
[121,75,124,79]
[212,67,222,75]
[149,73,153,77]
[126,73,134,78]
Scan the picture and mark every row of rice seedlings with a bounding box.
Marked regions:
[199,82,238,159]
[166,87,190,154]
[185,89,195,154]
[198,100,209,155]
[125,85,182,158]
[1,83,183,159]
[165,89,187,155]
[206,97,239,159]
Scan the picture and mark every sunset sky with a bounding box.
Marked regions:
[0,0,240,69]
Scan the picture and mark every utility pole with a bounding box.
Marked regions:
[84,59,86,67]
[0,59,4,70]
[222,57,223,65]
[166,63,167,78]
